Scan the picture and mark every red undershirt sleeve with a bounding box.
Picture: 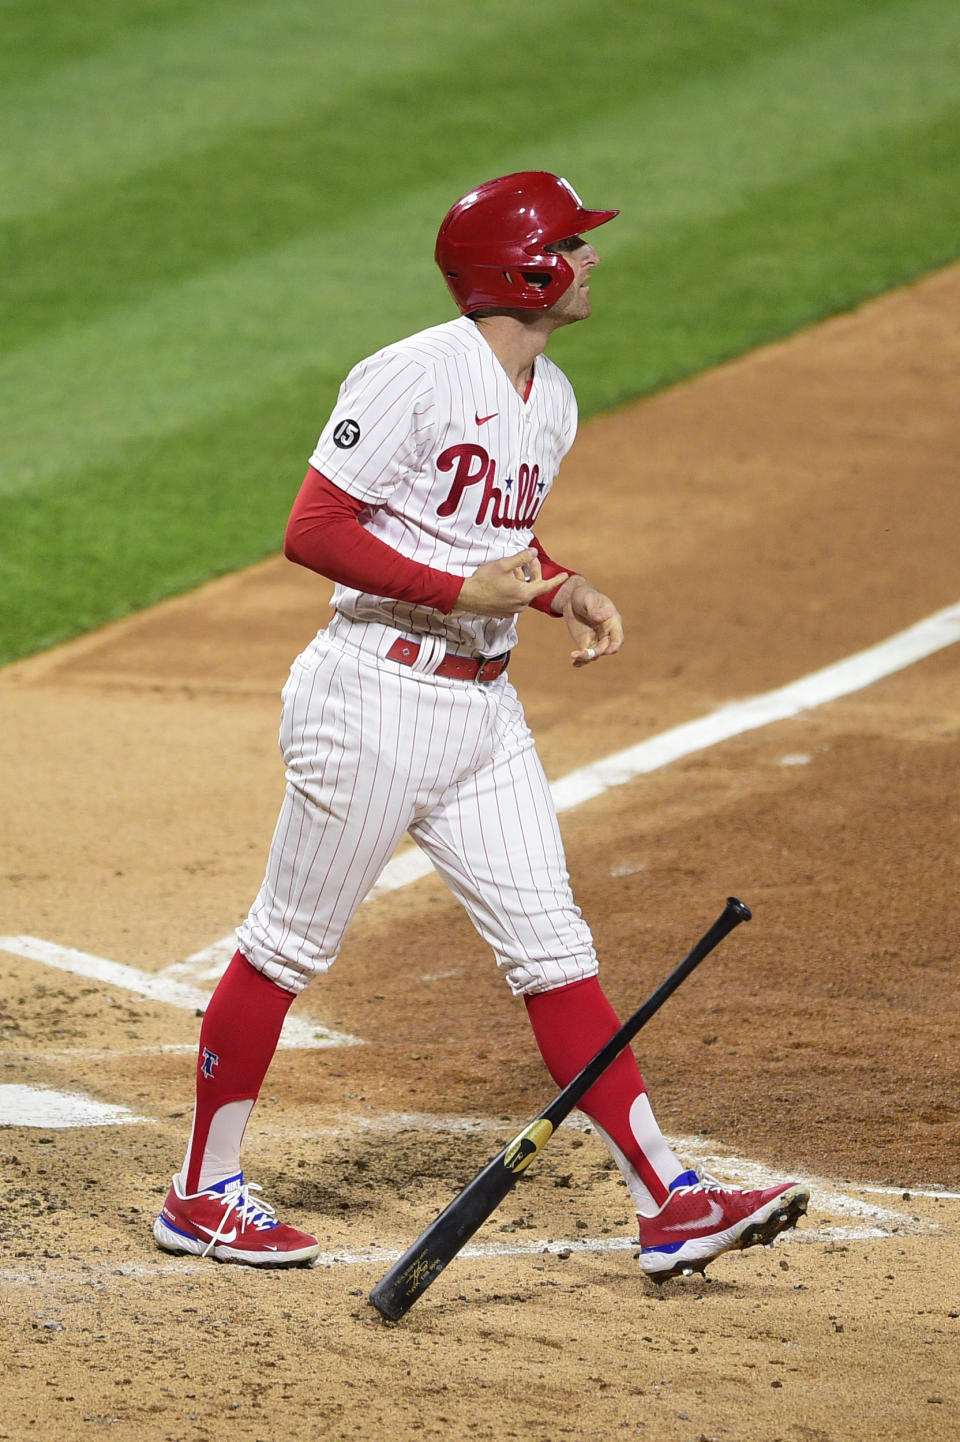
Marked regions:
[528,533,575,615]
[284,467,464,614]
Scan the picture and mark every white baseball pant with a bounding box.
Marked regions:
[236,615,599,996]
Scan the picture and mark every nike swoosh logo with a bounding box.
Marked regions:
[662,1199,725,1232]
[475,412,498,425]
[196,1224,238,1244]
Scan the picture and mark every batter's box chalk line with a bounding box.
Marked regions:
[0,1083,149,1129]
[0,934,359,1050]
[0,1213,935,1290]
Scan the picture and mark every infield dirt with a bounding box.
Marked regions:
[2,266,959,1441]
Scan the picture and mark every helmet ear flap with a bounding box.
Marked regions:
[468,254,571,311]
[435,172,616,314]
[520,253,574,295]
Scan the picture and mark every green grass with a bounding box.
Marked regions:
[2,0,960,662]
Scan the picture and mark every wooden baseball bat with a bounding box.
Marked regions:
[368,896,751,1320]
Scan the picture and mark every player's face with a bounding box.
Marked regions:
[544,235,600,325]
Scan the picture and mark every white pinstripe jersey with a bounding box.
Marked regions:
[309,315,578,656]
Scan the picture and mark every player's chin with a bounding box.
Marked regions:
[549,289,591,324]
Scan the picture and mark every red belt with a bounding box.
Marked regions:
[385,637,510,683]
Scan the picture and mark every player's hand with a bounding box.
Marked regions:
[452,550,569,619]
[552,576,624,666]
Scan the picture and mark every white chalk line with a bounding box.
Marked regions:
[850,1183,960,1201]
[0,935,359,1051]
[548,600,960,811]
[307,1222,907,1271]
[0,1223,932,1290]
[0,1084,149,1128]
[668,1138,946,1226]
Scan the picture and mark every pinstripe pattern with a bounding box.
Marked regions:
[410,689,596,995]
[236,628,598,995]
[309,316,577,657]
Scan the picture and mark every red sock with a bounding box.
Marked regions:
[183,951,295,1194]
[524,975,672,1208]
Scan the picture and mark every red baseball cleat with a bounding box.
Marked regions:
[638,1175,809,1282]
[153,1172,319,1266]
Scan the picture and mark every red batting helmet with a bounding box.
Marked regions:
[435,171,619,314]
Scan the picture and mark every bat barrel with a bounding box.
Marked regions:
[369,1150,521,1319]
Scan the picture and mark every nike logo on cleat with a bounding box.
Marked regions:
[662,1199,725,1231]
[196,1225,238,1244]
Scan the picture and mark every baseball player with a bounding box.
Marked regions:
[154,172,808,1282]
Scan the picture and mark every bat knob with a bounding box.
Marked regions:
[726,896,752,923]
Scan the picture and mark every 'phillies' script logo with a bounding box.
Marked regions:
[436,444,545,529]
